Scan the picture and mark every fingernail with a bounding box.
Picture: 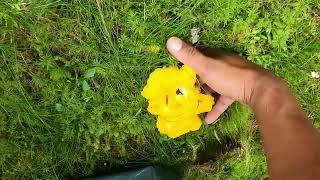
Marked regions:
[204,118,212,125]
[205,120,213,125]
[204,118,219,125]
[167,37,182,52]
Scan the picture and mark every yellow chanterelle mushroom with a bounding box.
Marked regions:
[141,65,214,138]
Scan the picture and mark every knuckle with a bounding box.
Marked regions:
[219,98,229,106]
[219,97,233,107]
[197,58,211,76]
[188,47,199,58]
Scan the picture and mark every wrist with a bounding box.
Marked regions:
[248,71,309,125]
[248,72,287,110]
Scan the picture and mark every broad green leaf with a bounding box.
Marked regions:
[83,68,95,79]
[82,80,90,92]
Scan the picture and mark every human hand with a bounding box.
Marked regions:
[167,39,320,179]
[166,37,274,124]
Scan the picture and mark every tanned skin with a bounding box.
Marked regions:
[166,37,320,179]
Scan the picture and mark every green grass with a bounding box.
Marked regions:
[0,0,319,179]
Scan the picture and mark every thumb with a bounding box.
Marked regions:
[166,37,209,76]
